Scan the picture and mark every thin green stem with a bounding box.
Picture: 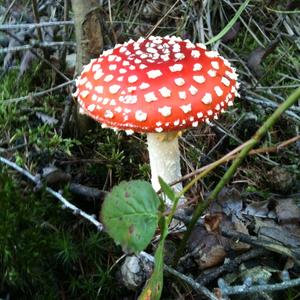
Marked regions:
[173,86,300,266]
[167,196,180,226]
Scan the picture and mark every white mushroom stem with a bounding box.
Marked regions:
[147,132,184,206]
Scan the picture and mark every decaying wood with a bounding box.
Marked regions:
[70,0,104,136]
[71,0,103,74]
[69,183,106,201]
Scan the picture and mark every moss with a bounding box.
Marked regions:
[0,168,123,299]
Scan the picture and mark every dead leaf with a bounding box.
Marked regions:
[0,32,9,47]
[247,39,280,77]
[35,112,58,126]
[222,21,241,43]
[204,213,223,232]
[197,244,227,270]
[247,47,266,77]
[255,218,300,248]
[231,215,250,251]
[41,166,71,186]
[189,213,250,269]
[243,200,276,219]
[211,187,242,217]
[189,226,228,270]
[267,167,296,194]
[3,30,30,70]
[276,198,300,224]
[3,39,20,70]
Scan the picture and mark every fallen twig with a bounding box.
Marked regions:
[196,248,267,286]
[217,276,300,296]
[0,156,103,231]
[0,21,74,31]
[140,251,219,300]
[170,134,300,187]
[69,183,107,201]
[3,155,300,299]
[2,80,74,104]
[247,91,300,113]
[0,41,76,54]
[245,95,300,122]
[220,228,300,265]
[146,0,180,37]
[208,87,300,202]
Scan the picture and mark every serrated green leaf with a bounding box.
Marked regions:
[138,217,168,300]
[101,180,160,253]
[158,177,176,203]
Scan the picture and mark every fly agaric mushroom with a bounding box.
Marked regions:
[73,36,239,205]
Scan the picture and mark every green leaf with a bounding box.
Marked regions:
[101,180,160,253]
[205,0,251,45]
[158,177,176,203]
[138,217,168,300]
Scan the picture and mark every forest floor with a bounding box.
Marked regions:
[0,0,300,299]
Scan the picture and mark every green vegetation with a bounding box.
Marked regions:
[0,168,122,299]
[1,0,300,299]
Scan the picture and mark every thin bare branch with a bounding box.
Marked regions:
[2,80,74,104]
[146,0,180,38]
[197,248,267,286]
[0,156,104,231]
[218,276,300,296]
[140,251,219,300]
[220,228,300,264]
[0,21,74,31]
[246,95,300,121]
[170,135,300,187]
[0,41,76,54]
[1,0,18,24]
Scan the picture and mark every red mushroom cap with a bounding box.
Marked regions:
[73,36,239,133]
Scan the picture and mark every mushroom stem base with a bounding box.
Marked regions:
[147,132,183,206]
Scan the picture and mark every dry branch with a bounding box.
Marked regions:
[217,277,300,296]
[0,41,76,54]
[0,156,103,230]
[220,228,300,264]
[0,21,74,31]
[170,135,300,187]
[2,80,74,104]
[197,248,267,286]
